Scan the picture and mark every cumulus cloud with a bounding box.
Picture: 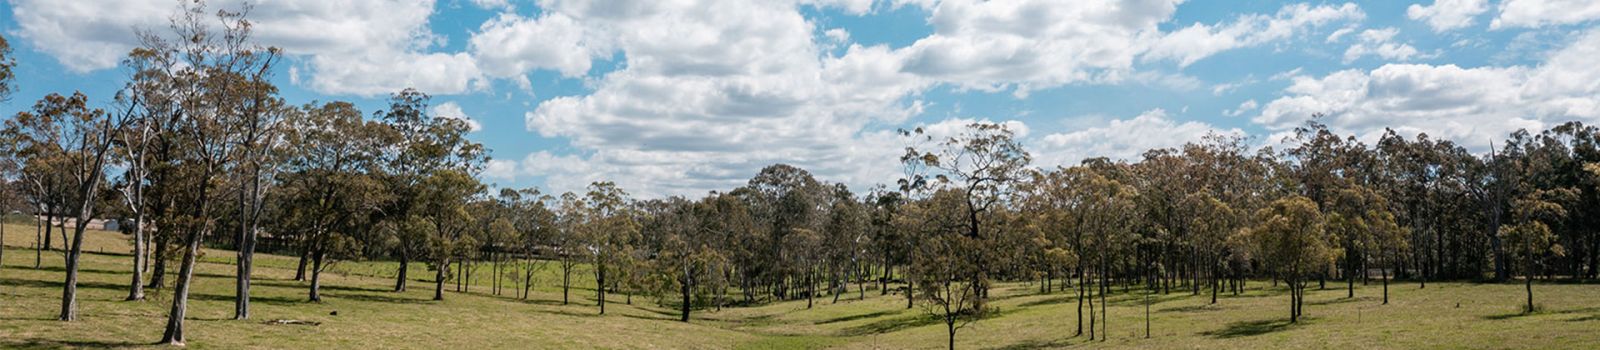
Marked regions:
[1037,109,1242,168]
[1147,3,1365,67]
[503,0,924,197]
[469,12,608,78]
[1492,0,1600,29]
[1407,0,1489,32]
[10,0,483,96]
[1342,28,1421,63]
[1255,29,1600,148]
[894,0,1183,96]
[430,101,483,132]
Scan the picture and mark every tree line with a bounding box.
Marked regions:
[0,3,1596,349]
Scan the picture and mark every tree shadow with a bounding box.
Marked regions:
[815,310,898,325]
[0,277,126,292]
[189,292,303,306]
[839,313,941,336]
[3,338,148,349]
[324,292,432,304]
[1308,296,1375,305]
[1017,296,1076,308]
[1483,311,1536,320]
[989,338,1077,350]
[1202,318,1300,338]
[1159,304,1233,313]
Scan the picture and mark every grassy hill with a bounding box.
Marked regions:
[1,224,1598,349]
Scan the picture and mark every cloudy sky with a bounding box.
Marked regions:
[3,0,1598,197]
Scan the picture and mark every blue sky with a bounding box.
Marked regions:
[3,0,1598,197]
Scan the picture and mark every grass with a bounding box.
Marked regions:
[2,223,1599,349]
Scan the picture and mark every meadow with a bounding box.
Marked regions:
[2,224,1597,349]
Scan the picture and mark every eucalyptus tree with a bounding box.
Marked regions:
[1501,188,1572,313]
[1251,196,1336,323]
[4,92,121,321]
[0,32,14,101]
[906,188,985,350]
[278,101,390,302]
[904,123,1031,306]
[377,88,487,292]
[581,181,637,314]
[227,68,285,320]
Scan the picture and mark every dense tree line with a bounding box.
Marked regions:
[1,3,1598,349]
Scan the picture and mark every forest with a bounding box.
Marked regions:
[1,3,1598,350]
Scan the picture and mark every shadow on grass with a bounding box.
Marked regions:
[1159,304,1232,313]
[324,292,432,304]
[189,292,303,306]
[839,313,941,336]
[1567,314,1600,322]
[1483,311,1537,320]
[0,277,126,292]
[815,310,898,325]
[1017,296,1077,308]
[253,280,391,294]
[3,338,148,349]
[989,338,1077,350]
[1201,318,1300,339]
[1308,296,1375,305]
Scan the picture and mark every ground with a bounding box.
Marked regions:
[1,223,1598,349]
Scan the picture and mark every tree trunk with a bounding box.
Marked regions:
[309,250,325,302]
[235,217,257,319]
[148,234,169,289]
[60,217,92,321]
[434,259,448,301]
[34,213,42,268]
[681,265,693,322]
[597,262,607,315]
[127,217,147,301]
[1525,267,1534,313]
[1076,267,1084,337]
[395,255,409,292]
[946,319,957,350]
[1381,266,1389,305]
[562,263,572,304]
[294,242,310,281]
[160,228,204,346]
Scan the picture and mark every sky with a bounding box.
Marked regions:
[2,0,1599,198]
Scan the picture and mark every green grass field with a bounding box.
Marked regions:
[2,224,1598,349]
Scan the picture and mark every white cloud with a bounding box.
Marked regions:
[10,0,484,96]
[1492,0,1600,29]
[468,0,513,10]
[1255,29,1600,149]
[1037,109,1242,167]
[469,12,607,78]
[430,101,483,132]
[508,0,925,197]
[1343,28,1421,63]
[1224,99,1259,117]
[1407,0,1489,32]
[894,0,1184,96]
[1146,3,1365,67]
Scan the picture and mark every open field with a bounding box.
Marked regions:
[2,224,1598,349]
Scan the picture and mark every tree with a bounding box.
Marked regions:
[416,169,485,301]
[579,182,636,315]
[1250,196,1336,323]
[277,101,389,301]
[377,88,486,293]
[1500,189,1571,313]
[0,32,15,101]
[907,189,985,350]
[905,122,1031,309]
[3,92,120,321]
